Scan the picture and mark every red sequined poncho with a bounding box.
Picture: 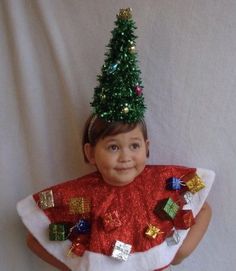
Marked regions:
[17,165,215,271]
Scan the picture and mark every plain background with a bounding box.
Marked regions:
[1,0,235,270]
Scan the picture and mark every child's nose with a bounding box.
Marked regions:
[119,149,131,162]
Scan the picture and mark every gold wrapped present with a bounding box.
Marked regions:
[185,174,205,194]
[145,224,162,239]
[69,197,91,215]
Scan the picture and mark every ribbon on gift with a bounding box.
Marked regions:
[145,224,163,239]
[68,219,91,235]
[166,177,186,191]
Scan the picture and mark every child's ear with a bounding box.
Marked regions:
[84,143,96,165]
[145,139,150,157]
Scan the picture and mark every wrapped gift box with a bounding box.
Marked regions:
[166,177,182,190]
[166,230,180,246]
[173,209,195,229]
[111,240,132,261]
[49,222,70,241]
[154,198,180,220]
[103,210,122,232]
[185,173,205,194]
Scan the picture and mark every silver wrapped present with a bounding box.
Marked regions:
[111,240,132,261]
[39,190,54,209]
[183,191,193,204]
[166,230,180,246]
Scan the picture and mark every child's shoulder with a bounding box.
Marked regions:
[56,171,100,188]
[144,164,196,175]
[33,171,100,200]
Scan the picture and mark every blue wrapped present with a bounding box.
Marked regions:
[166,177,182,190]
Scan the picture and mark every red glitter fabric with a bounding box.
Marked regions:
[33,165,196,256]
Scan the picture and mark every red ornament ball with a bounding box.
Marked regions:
[134,85,143,96]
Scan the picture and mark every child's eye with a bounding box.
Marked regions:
[107,144,119,152]
[130,143,141,150]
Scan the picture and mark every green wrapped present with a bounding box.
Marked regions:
[154,198,180,220]
[49,223,70,241]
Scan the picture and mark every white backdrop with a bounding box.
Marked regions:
[1,0,235,270]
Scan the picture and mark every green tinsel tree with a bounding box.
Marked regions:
[91,8,146,123]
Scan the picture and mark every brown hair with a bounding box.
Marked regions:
[82,114,149,162]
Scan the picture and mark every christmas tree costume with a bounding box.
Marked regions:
[17,165,214,271]
[17,8,215,271]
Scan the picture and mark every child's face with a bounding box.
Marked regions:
[85,126,149,186]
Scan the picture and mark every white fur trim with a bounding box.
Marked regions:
[16,167,215,271]
[16,195,80,270]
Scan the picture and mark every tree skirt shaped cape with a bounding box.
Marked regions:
[17,165,215,271]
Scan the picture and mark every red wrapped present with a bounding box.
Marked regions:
[173,209,195,229]
[103,210,122,232]
[67,235,89,257]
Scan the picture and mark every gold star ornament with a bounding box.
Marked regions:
[117,8,132,20]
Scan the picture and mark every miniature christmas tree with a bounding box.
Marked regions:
[91,8,146,123]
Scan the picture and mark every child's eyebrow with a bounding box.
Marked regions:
[104,137,143,142]
[130,137,142,141]
[103,138,119,143]
[103,136,143,142]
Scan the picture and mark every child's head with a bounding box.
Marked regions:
[83,115,149,186]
